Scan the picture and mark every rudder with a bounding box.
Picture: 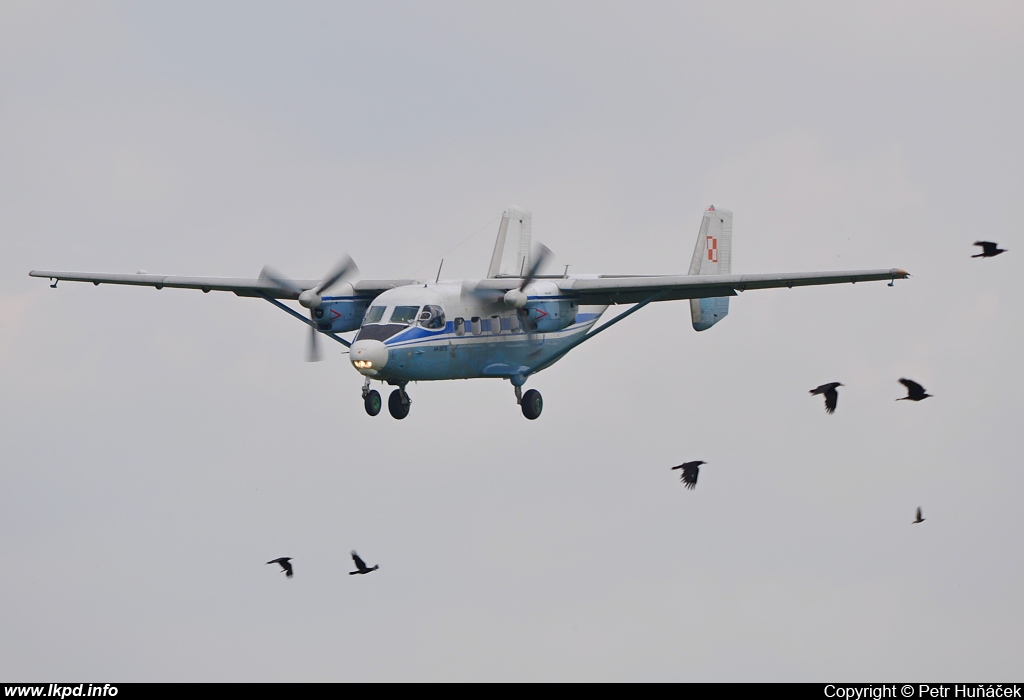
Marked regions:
[688,205,732,331]
[487,206,533,278]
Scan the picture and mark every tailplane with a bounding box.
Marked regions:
[688,206,733,331]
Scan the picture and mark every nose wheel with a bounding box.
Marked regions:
[363,389,381,416]
[363,378,412,419]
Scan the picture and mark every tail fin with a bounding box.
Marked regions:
[487,206,533,278]
[688,205,732,331]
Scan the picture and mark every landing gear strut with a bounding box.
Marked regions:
[362,377,381,416]
[514,384,543,420]
[388,382,411,420]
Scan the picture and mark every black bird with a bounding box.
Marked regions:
[810,382,843,414]
[972,241,1006,258]
[267,557,293,578]
[670,460,707,490]
[349,551,378,575]
[913,507,925,524]
[897,378,932,401]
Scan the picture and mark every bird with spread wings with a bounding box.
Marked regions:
[267,557,293,578]
[897,378,932,402]
[972,241,1006,258]
[349,551,379,575]
[810,382,843,415]
[671,460,707,490]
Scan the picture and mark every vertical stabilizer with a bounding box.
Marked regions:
[487,207,532,278]
[688,206,733,331]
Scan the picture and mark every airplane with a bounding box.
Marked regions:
[30,205,909,420]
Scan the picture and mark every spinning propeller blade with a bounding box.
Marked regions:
[259,256,360,362]
[312,255,358,296]
[519,243,552,292]
[307,324,321,362]
[259,266,301,296]
[460,280,505,306]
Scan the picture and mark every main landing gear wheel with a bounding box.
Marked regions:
[520,389,543,420]
[364,390,381,416]
[388,388,411,420]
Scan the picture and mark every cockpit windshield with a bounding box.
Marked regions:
[390,306,420,325]
[362,306,386,325]
[418,305,445,330]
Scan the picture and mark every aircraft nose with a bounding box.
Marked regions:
[350,339,388,376]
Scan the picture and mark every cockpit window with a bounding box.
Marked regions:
[363,306,386,325]
[418,305,445,330]
[390,305,420,325]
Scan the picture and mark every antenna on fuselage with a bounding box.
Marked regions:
[435,259,444,284]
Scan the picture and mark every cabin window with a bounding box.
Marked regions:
[490,315,501,335]
[363,306,386,325]
[470,317,482,336]
[508,312,520,333]
[418,305,445,330]
[390,305,420,325]
[454,318,465,336]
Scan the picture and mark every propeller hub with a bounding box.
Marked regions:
[504,289,527,308]
[298,290,322,309]
[350,340,388,376]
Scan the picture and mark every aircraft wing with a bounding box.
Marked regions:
[27,270,419,299]
[554,268,909,305]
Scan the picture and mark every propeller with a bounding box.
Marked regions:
[502,243,552,309]
[259,255,359,362]
[459,279,505,306]
[460,243,554,309]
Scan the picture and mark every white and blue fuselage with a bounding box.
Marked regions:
[346,281,606,385]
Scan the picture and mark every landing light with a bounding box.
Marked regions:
[353,360,373,369]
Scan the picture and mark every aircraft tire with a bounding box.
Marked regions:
[364,390,382,416]
[388,389,410,420]
[521,389,543,420]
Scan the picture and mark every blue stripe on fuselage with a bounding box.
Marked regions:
[369,312,604,381]
[381,312,601,348]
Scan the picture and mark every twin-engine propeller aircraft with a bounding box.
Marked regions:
[30,206,908,420]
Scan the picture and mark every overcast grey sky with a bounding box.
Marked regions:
[2,1,1023,681]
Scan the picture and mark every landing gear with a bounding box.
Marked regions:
[388,384,411,420]
[364,390,381,416]
[361,378,382,416]
[520,388,543,420]
[512,379,543,420]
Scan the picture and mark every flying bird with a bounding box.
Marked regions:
[810,382,843,414]
[913,507,925,524]
[972,241,1006,258]
[349,551,378,575]
[897,378,932,401]
[267,557,293,578]
[670,460,707,490]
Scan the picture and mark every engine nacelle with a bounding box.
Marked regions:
[313,298,370,333]
[519,298,578,333]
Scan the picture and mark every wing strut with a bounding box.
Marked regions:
[526,289,668,376]
[256,292,352,348]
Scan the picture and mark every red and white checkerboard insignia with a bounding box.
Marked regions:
[707,205,715,211]
[706,235,718,263]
